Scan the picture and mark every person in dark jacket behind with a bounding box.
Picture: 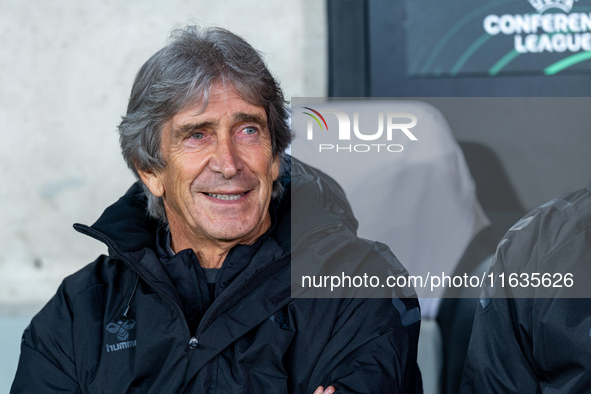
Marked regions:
[11,26,422,393]
[460,180,591,393]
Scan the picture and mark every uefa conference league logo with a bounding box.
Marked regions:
[484,0,591,54]
[528,0,579,13]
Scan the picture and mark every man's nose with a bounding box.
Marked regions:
[210,135,242,179]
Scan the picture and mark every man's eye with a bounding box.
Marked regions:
[190,133,204,140]
[244,127,257,135]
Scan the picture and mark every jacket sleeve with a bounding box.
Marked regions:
[460,205,550,394]
[309,297,422,394]
[11,281,82,394]
[460,296,540,394]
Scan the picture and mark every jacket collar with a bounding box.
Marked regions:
[77,182,158,256]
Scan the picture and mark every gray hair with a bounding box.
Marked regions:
[118,26,292,223]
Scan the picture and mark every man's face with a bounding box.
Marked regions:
[142,84,280,245]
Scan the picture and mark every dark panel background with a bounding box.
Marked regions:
[328,0,591,211]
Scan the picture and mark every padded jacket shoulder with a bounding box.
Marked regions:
[461,180,591,393]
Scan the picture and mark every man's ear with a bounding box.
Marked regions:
[271,154,281,181]
[137,167,165,197]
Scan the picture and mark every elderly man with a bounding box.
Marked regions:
[11,26,421,393]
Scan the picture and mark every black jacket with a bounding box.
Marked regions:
[461,179,591,393]
[12,157,421,393]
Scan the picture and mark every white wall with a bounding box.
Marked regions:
[0,0,327,306]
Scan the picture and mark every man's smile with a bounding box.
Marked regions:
[202,191,248,201]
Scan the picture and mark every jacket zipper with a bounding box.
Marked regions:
[194,252,290,340]
[194,221,342,340]
[74,225,193,345]
[76,221,342,349]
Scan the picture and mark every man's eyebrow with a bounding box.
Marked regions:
[234,113,267,127]
[173,121,217,138]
